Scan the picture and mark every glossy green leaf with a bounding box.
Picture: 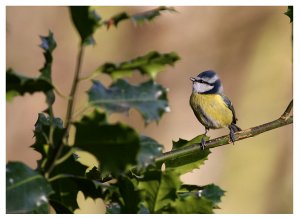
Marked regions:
[179,184,225,207]
[165,135,210,174]
[137,170,181,213]
[69,6,101,45]
[6,162,53,213]
[284,6,293,23]
[73,110,140,175]
[6,69,53,101]
[137,135,163,169]
[88,79,169,124]
[103,6,176,29]
[99,51,180,80]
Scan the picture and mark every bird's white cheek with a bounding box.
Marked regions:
[193,83,213,93]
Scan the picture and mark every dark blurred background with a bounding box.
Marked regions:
[6,6,292,213]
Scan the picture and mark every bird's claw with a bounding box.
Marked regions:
[200,137,206,150]
[229,129,235,145]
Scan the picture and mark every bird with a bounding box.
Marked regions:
[189,70,241,150]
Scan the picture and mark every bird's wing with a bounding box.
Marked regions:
[221,95,238,124]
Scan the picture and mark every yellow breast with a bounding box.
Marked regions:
[190,93,233,129]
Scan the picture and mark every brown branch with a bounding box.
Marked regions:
[155,100,293,164]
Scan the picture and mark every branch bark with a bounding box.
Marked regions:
[155,100,293,164]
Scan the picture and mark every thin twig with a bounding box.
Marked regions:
[45,45,85,176]
[155,100,293,164]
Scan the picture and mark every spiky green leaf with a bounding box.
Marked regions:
[88,79,169,124]
[165,135,210,174]
[6,162,53,213]
[73,110,140,175]
[99,51,180,80]
[69,6,101,45]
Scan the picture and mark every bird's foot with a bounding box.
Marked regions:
[200,136,207,150]
[229,127,235,145]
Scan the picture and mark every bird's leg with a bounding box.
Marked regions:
[200,128,209,150]
[228,125,236,145]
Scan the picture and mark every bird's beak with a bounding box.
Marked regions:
[190,77,195,82]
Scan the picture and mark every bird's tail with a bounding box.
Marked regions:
[229,123,242,133]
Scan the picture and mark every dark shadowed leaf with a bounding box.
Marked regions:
[103,6,176,29]
[7,31,56,108]
[165,135,210,174]
[86,166,102,180]
[99,51,180,80]
[6,162,53,213]
[117,176,141,213]
[50,176,104,213]
[88,79,169,124]
[284,6,293,23]
[73,110,140,175]
[30,113,65,172]
[69,6,101,45]
[6,69,53,101]
[39,30,56,83]
[137,170,181,213]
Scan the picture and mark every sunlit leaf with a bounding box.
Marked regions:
[165,135,210,174]
[99,51,180,80]
[88,79,169,124]
[6,162,53,213]
[171,195,213,213]
[137,170,181,213]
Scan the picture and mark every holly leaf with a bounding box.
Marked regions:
[69,6,101,45]
[179,184,225,208]
[6,162,53,213]
[7,31,56,110]
[6,68,53,101]
[137,135,163,169]
[284,6,293,23]
[170,195,214,213]
[30,113,65,172]
[103,6,176,29]
[116,176,141,213]
[39,30,56,83]
[73,110,140,175]
[88,79,169,124]
[98,51,180,80]
[137,170,181,213]
[165,135,211,174]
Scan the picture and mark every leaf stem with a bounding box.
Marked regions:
[45,45,85,176]
[155,100,293,164]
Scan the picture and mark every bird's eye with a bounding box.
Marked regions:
[198,79,204,83]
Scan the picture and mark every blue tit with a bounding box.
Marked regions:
[189,70,241,149]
